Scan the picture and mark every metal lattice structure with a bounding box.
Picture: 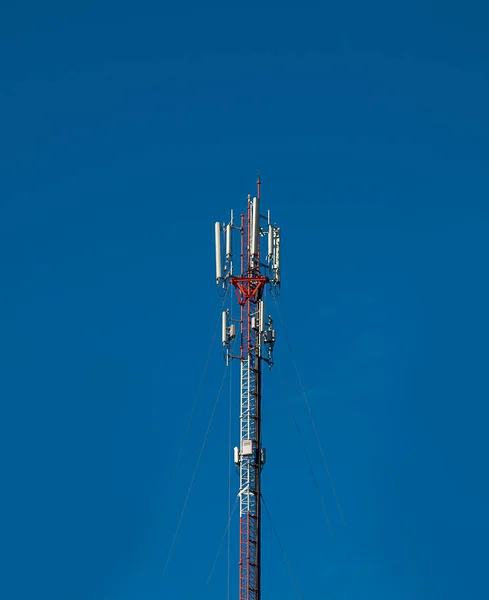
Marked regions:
[215,176,280,600]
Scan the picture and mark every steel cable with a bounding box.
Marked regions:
[262,495,303,600]
[276,363,333,535]
[272,295,346,525]
[167,290,229,493]
[207,496,239,586]
[163,365,228,577]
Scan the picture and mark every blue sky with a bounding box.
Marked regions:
[1,1,488,599]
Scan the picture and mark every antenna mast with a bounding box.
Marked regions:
[215,175,281,600]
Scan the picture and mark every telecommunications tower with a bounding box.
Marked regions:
[215,175,281,600]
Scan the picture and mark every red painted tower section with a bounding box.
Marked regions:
[231,178,266,600]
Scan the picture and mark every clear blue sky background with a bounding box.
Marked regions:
[1,1,488,599]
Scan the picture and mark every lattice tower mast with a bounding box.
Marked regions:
[215,176,281,600]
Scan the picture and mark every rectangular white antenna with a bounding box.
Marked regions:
[226,223,232,258]
[273,227,280,285]
[222,310,228,344]
[215,222,222,283]
[268,225,273,259]
[251,196,260,256]
[259,299,264,332]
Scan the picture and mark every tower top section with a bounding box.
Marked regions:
[214,180,281,293]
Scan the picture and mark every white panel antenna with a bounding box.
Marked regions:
[251,196,260,257]
[222,310,228,344]
[268,225,273,261]
[215,222,222,283]
[226,223,232,258]
[273,227,281,285]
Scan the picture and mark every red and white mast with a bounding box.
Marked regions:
[215,175,281,600]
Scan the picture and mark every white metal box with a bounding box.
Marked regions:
[242,440,253,455]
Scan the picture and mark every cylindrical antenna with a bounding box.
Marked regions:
[215,222,222,283]
[222,310,228,345]
[251,196,260,257]
[268,224,273,259]
[226,223,232,258]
